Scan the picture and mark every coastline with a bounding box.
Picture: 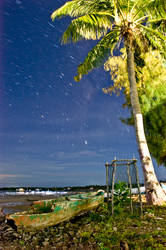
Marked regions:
[0,193,68,215]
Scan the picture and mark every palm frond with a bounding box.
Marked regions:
[51,0,114,20]
[145,0,166,18]
[62,14,112,43]
[141,26,166,58]
[74,30,120,81]
[146,33,166,57]
[130,0,149,20]
[51,0,166,79]
[116,0,128,20]
[140,24,166,42]
[148,18,166,24]
[135,15,149,24]
[148,18,166,34]
[131,0,165,22]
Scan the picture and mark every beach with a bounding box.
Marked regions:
[0,192,68,215]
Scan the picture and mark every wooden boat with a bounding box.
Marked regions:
[6,191,104,230]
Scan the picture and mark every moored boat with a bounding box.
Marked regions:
[6,191,104,230]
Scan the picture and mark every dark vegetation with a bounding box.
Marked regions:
[1,184,166,249]
[1,202,166,249]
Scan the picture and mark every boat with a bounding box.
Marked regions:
[6,191,104,230]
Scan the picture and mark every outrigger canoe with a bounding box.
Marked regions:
[6,191,104,230]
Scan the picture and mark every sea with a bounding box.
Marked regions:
[0,189,68,196]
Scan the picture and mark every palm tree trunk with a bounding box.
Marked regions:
[125,36,166,205]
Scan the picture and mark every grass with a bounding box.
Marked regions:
[81,202,166,249]
[3,196,166,249]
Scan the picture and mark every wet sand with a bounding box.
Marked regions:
[0,194,63,214]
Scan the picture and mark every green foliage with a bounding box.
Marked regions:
[62,14,112,43]
[89,212,103,222]
[114,181,131,208]
[19,240,25,246]
[91,203,166,249]
[89,210,106,222]
[74,30,120,81]
[145,100,166,166]
[97,242,110,250]
[104,50,166,167]
[80,231,92,242]
[51,0,114,20]
[51,0,166,80]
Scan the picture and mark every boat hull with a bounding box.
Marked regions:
[6,192,104,230]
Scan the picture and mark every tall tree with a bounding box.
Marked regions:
[51,0,166,204]
[104,49,166,167]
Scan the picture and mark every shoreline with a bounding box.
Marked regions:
[0,193,68,215]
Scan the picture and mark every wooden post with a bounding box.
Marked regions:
[111,157,117,215]
[127,164,133,213]
[105,158,142,216]
[105,162,109,210]
[134,160,143,216]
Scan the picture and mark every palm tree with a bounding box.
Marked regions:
[104,49,166,167]
[51,0,166,204]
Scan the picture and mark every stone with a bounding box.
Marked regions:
[113,226,117,231]
[155,217,163,220]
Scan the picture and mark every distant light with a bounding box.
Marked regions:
[84,140,88,145]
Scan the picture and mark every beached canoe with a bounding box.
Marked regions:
[6,191,104,230]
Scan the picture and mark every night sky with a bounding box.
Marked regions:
[0,0,165,187]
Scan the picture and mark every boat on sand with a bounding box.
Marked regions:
[6,191,104,230]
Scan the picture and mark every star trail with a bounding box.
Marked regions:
[0,0,165,187]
